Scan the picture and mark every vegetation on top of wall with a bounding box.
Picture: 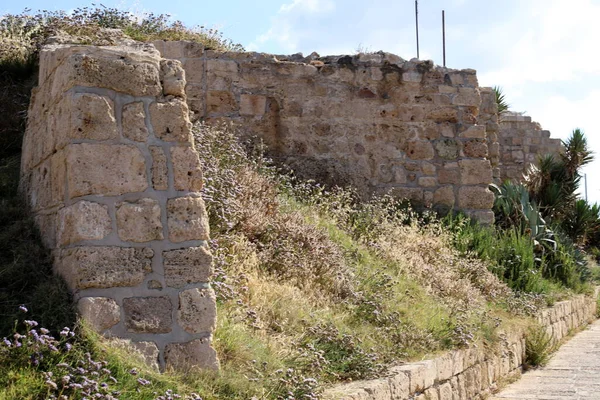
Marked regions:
[0,5,243,69]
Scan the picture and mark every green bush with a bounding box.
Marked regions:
[524,325,554,369]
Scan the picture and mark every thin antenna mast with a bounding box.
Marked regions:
[415,0,420,59]
[442,10,446,67]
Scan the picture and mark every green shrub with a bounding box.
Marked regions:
[524,325,554,369]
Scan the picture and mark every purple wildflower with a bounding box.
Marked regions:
[24,320,38,327]
[19,305,28,313]
[136,377,151,386]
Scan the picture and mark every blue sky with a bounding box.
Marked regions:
[3,0,599,204]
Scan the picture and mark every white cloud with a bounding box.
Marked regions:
[247,0,336,53]
[478,0,600,89]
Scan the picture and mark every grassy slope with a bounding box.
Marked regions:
[1,8,596,398]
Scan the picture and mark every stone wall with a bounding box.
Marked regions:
[153,41,496,222]
[20,42,217,371]
[497,113,563,181]
[323,289,599,400]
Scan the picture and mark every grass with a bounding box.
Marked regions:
[1,6,597,398]
[0,120,586,399]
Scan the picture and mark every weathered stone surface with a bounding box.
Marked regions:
[240,94,267,116]
[69,93,118,140]
[150,99,192,142]
[122,101,149,142]
[183,58,204,83]
[463,139,488,158]
[459,160,492,185]
[436,139,460,160]
[163,246,213,288]
[58,200,111,245]
[167,197,210,242]
[407,141,435,160]
[28,151,66,211]
[458,186,495,210]
[206,90,237,114]
[160,59,186,97]
[123,296,172,333]
[387,368,410,399]
[170,146,203,191]
[56,46,162,97]
[164,338,219,371]
[65,143,147,197]
[459,125,486,139]
[178,288,217,334]
[149,146,168,190]
[77,297,120,332]
[59,246,153,289]
[116,198,163,242]
[434,186,455,207]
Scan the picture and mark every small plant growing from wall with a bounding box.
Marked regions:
[524,325,554,369]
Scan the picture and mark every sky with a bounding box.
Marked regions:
[3,0,599,205]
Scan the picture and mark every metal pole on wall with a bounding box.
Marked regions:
[415,0,420,59]
[442,10,446,67]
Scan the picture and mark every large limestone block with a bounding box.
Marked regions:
[177,288,217,334]
[183,58,204,84]
[167,197,210,242]
[386,367,410,398]
[459,160,492,185]
[123,296,172,333]
[452,87,481,107]
[28,151,66,211]
[395,363,431,394]
[50,45,162,98]
[116,198,163,242]
[77,297,120,332]
[458,187,495,210]
[122,101,149,142]
[170,146,203,191]
[163,246,213,288]
[463,139,488,158]
[58,200,112,246]
[406,141,435,160]
[434,186,455,207]
[435,139,460,160]
[164,338,219,371]
[150,99,192,142]
[149,146,168,190]
[59,246,153,290]
[206,90,237,114]
[240,94,267,116]
[160,59,186,97]
[64,93,118,140]
[66,143,148,198]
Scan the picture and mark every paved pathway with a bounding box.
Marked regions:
[492,320,600,400]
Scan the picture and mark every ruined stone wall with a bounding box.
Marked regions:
[323,288,599,400]
[498,113,563,181]
[20,43,217,371]
[154,41,496,222]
